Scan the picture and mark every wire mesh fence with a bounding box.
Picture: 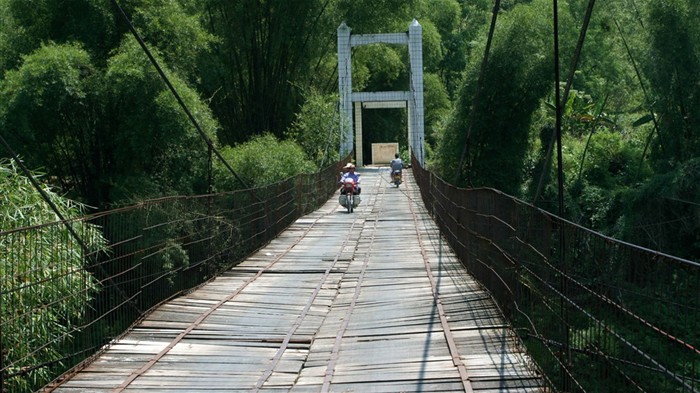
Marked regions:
[0,160,346,393]
[4,154,697,392]
[413,156,699,392]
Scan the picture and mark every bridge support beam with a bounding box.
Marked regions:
[337,21,425,166]
[354,101,363,165]
[337,22,353,157]
[408,20,424,166]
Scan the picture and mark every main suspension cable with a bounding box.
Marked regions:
[453,0,502,186]
[110,0,249,189]
[532,0,597,204]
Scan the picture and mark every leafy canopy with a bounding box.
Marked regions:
[213,133,315,190]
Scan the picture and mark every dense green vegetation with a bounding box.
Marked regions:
[430,0,700,261]
[1,1,699,390]
[0,0,698,289]
[0,0,461,208]
[1,159,105,391]
[0,0,696,255]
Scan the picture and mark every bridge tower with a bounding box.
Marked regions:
[337,20,425,167]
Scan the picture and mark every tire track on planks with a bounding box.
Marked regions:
[253,174,382,390]
[405,176,475,393]
[112,189,367,392]
[320,174,387,393]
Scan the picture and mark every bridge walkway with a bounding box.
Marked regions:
[49,167,544,392]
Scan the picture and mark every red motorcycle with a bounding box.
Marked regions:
[339,178,359,213]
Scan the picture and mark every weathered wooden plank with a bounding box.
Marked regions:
[48,168,544,392]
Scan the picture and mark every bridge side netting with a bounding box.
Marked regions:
[412,155,699,393]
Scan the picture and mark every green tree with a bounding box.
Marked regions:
[620,158,700,260]
[434,0,554,195]
[127,0,216,83]
[0,0,119,72]
[0,1,223,207]
[212,133,315,190]
[285,89,342,168]
[421,0,471,99]
[423,72,451,148]
[565,3,641,114]
[563,126,647,229]
[643,0,700,167]
[0,0,20,75]
[0,42,102,202]
[198,0,335,145]
[0,39,221,207]
[352,43,407,92]
[102,38,219,203]
[334,0,421,34]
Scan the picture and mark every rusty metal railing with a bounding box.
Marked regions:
[413,156,699,392]
[0,159,347,393]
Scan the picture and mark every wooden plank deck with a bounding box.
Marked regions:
[47,167,544,392]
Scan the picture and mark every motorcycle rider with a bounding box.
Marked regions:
[339,162,361,194]
[390,153,403,179]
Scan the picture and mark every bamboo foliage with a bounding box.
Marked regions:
[1,159,104,392]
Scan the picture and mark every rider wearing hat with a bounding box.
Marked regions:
[339,163,361,194]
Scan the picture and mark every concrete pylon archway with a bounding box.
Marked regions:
[337,20,424,167]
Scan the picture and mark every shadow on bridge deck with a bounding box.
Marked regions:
[49,166,544,392]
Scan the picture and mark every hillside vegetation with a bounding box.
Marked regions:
[1,0,698,259]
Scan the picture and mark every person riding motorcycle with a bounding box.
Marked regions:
[390,153,403,179]
[339,163,361,194]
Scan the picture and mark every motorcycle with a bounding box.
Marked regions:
[338,177,360,213]
[392,170,402,187]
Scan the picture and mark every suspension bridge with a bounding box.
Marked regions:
[43,167,541,392]
[2,159,698,392]
[2,0,699,389]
